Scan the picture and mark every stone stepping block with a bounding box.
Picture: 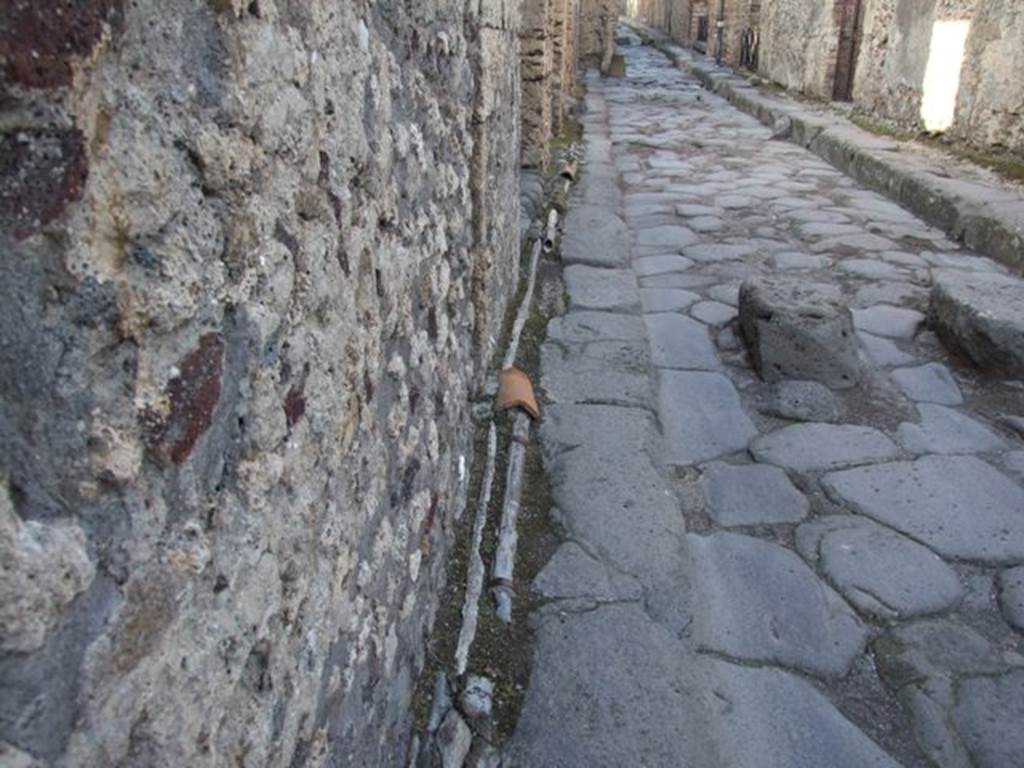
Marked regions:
[634,254,695,277]
[891,363,963,405]
[690,300,737,326]
[633,224,701,250]
[739,277,863,389]
[823,455,1024,564]
[562,205,630,268]
[797,516,963,620]
[547,310,646,345]
[640,288,701,313]
[686,531,867,677]
[1000,567,1024,633]
[657,370,758,466]
[931,269,1024,375]
[857,332,916,367]
[751,423,898,473]
[564,265,640,313]
[644,314,720,370]
[851,305,925,339]
[897,404,1006,455]
[699,462,809,526]
[756,380,842,423]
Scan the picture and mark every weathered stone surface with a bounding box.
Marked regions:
[891,363,963,405]
[739,277,862,388]
[690,300,738,326]
[542,404,686,582]
[999,567,1024,633]
[858,332,916,367]
[0,2,527,763]
[436,709,473,768]
[874,618,1024,768]
[562,205,630,267]
[800,516,963,619]
[897,404,1006,455]
[634,254,695,277]
[756,380,842,422]
[644,314,721,370]
[852,305,925,339]
[752,423,898,472]
[700,462,809,526]
[952,671,1024,768]
[506,602,900,768]
[931,269,1024,374]
[685,243,757,263]
[541,339,652,408]
[770,252,830,271]
[658,371,758,466]
[533,542,642,603]
[459,675,494,722]
[687,532,867,677]
[824,456,1024,563]
[633,224,701,250]
[564,265,641,312]
[0,488,95,653]
[548,310,647,344]
[640,288,702,313]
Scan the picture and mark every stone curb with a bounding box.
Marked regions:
[626,24,1024,274]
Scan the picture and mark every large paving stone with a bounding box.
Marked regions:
[644,314,721,370]
[931,269,1024,374]
[897,404,1006,455]
[533,542,642,603]
[799,516,963,619]
[540,340,652,409]
[739,277,863,389]
[952,671,1024,768]
[541,405,687,582]
[999,566,1024,633]
[634,254,695,277]
[506,603,900,768]
[751,423,898,472]
[658,370,758,466]
[852,305,926,339]
[699,462,808,526]
[684,243,757,263]
[547,310,646,344]
[633,224,701,250]
[564,265,640,312]
[562,205,630,268]
[690,300,737,326]
[756,380,842,422]
[640,288,701,312]
[891,363,963,405]
[687,532,867,677]
[824,455,1024,563]
[874,618,1024,768]
[857,332,916,367]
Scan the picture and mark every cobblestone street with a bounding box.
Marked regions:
[505,36,1024,768]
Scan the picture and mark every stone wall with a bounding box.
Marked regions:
[0,1,521,766]
[758,0,841,98]
[582,0,620,63]
[854,0,1024,153]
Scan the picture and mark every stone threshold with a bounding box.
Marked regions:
[624,21,1024,275]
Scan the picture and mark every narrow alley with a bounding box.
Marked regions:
[505,34,1024,768]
